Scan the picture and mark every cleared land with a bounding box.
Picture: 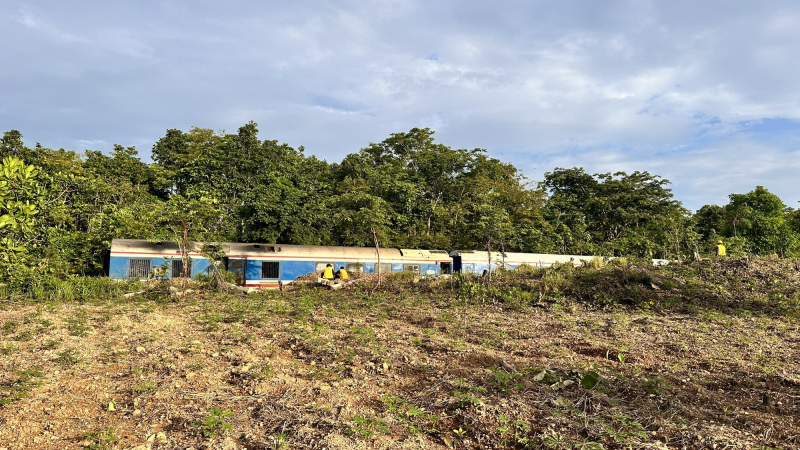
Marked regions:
[1,259,799,449]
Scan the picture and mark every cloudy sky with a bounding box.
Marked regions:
[2,0,799,211]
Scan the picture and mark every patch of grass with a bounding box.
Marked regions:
[81,427,117,450]
[349,414,389,439]
[65,315,91,337]
[381,394,440,435]
[41,339,61,350]
[488,366,524,394]
[14,329,33,341]
[55,348,81,366]
[200,312,222,332]
[1,342,17,355]
[101,344,126,362]
[36,319,54,334]
[193,407,233,438]
[642,375,671,396]
[451,390,483,409]
[187,361,206,372]
[132,380,158,395]
[1,368,45,406]
[2,321,17,335]
[249,363,275,380]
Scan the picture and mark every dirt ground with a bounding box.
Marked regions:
[1,278,798,449]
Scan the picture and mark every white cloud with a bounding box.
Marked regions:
[2,0,800,211]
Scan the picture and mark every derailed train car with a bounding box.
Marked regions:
[109,239,667,289]
[450,250,597,273]
[109,239,452,289]
[450,250,668,273]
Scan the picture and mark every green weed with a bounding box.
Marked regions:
[81,427,117,450]
[65,315,91,337]
[0,367,44,406]
[132,380,158,395]
[193,407,233,438]
[1,342,17,355]
[349,414,388,439]
[55,348,81,366]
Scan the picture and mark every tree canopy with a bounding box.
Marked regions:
[1,125,797,287]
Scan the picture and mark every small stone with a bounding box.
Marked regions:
[133,409,142,416]
[320,385,331,391]
[211,352,219,357]
[136,347,145,353]
[156,432,167,444]
[219,437,237,450]
[186,372,195,379]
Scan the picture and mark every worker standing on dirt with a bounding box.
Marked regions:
[716,240,727,257]
[336,266,349,281]
[322,264,335,280]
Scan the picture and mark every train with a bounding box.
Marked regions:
[109,238,666,290]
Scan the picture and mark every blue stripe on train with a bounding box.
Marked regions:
[110,256,440,281]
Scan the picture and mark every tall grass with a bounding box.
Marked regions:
[0,276,143,303]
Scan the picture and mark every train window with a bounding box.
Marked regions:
[261,262,280,278]
[440,262,451,274]
[345,263,363,273]
[172,259,192,278]
[403,264,421,274]
[232,261,242,269]
[376,263,393,273]
[128,259,151,278]
[463,263,476,273]
[315,262,335,272]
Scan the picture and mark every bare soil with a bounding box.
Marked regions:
[0,273,798,449]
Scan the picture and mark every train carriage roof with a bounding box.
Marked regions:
[223,242,402,259]
[449,250,596,264]
[110,239,195,255]
[111,239,449,260]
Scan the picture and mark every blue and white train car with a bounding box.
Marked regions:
[450,250,596,274]
[108,239,214,280]
[450,250,668,273]
[109,239,452,289]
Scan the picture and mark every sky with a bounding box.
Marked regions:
[2,0,799,211]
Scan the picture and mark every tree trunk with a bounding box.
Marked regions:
[372,226,382,289]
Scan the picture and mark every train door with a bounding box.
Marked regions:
[227,258,247,286]
[440,262,451,274]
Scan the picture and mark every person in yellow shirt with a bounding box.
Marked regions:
[716,240,726,257]
[336,266,349,281]
[322,264,334,280]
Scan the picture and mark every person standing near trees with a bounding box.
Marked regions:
[716,240,727,257]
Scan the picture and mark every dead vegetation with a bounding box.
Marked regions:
[1,257,799,449]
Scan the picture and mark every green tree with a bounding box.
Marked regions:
[723,186,796,256]
[0,157,45,275]
[544,167,692,258]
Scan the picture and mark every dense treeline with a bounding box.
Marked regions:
[1,123,798,288]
